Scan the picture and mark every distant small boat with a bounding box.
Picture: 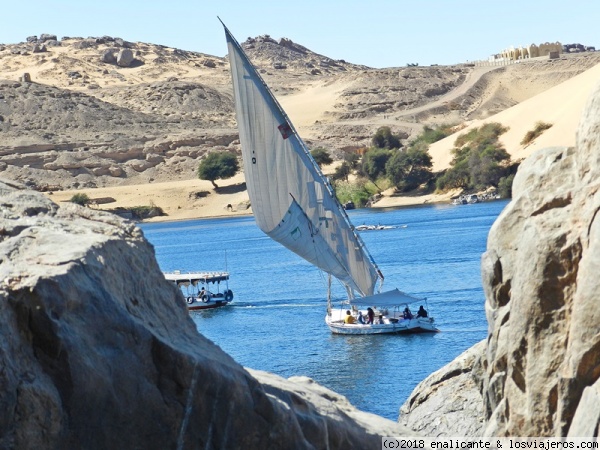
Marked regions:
[452,194,480,205]
[355,224,396,231]
[164,271,233,311]
[466,194,480,204]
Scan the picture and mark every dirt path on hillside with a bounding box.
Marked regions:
[336,65,503,134]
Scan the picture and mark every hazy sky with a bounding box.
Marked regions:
[2,0,598,68]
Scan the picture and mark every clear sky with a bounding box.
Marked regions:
[2,0,598,68]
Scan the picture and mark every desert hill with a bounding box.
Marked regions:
[1,33,599,219]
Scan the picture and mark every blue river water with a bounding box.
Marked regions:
[140,199,509,421]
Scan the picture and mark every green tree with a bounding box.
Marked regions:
[333,180,371,207]
[197,152,239,189]
[342,151,360,169]
[497,174,515,198]
[371,127,401,150]
[70,193,90,206]
[437,123,511,191]
[310,147,333,166]
[412,124,454,146]
[468,147,510,190]
[385,147,433,192]
[436,158,471,190]
[332,161,351,182]
[361,148,392,186]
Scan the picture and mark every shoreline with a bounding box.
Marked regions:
[46,176,462,224]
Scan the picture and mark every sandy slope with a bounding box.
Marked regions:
[48,173,252,222]
[429,62,600,171]
[279,80,354,130]
[47,169,460,223]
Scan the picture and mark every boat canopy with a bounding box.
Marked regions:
[348,288,425,307]
[163,271,229,286]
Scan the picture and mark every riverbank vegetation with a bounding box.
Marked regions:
[197,151,239,188]
[436,122,516,193]
[521,121,553,146]
[322,123,518,207]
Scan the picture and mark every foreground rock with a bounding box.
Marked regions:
[480,80,600,436]
[398,341,486,436]
[0,179,414,449]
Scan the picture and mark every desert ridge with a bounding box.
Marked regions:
[45,58,600,222]
[2,34,597,221]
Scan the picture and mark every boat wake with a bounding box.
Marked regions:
[233,303,317,309]
[436,327,488,333]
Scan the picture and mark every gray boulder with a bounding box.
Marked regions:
[0,179,414,449]
[32,43,46,53]
[101,49,117,64]
[73,39,96,50]
[481,80,600,436]
[39,33,57,42]
[399,340,486,436]
[116,48,134,67]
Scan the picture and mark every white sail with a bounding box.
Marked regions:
[222,23,381,296]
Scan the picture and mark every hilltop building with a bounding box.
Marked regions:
[492,42,562,61]
[490,41,597,62]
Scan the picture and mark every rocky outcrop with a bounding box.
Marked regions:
[399,341,487,436]
[480,80,600,436]
[0,79,240,190]
[0,179,414,449]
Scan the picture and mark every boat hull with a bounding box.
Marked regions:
[185,294,232,311]
[325,313,438,335]
[187,299,231,311]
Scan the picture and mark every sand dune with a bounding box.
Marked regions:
[279,80,354,130]
[429,62,600,171]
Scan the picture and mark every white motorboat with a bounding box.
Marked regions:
[466,194,480,203]
[222,21,439,335]
[452,196,467,205]
[325,289,438,335]
[164,271,233,311]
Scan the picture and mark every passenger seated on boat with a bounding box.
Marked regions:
[366,307,375,324]
[377,314,384,324]
[357,312,365,324]
[344,310,356,324]
[416,305,428,318]
[403,307,413,320]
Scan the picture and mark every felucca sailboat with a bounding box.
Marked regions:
[221,21,438,335]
